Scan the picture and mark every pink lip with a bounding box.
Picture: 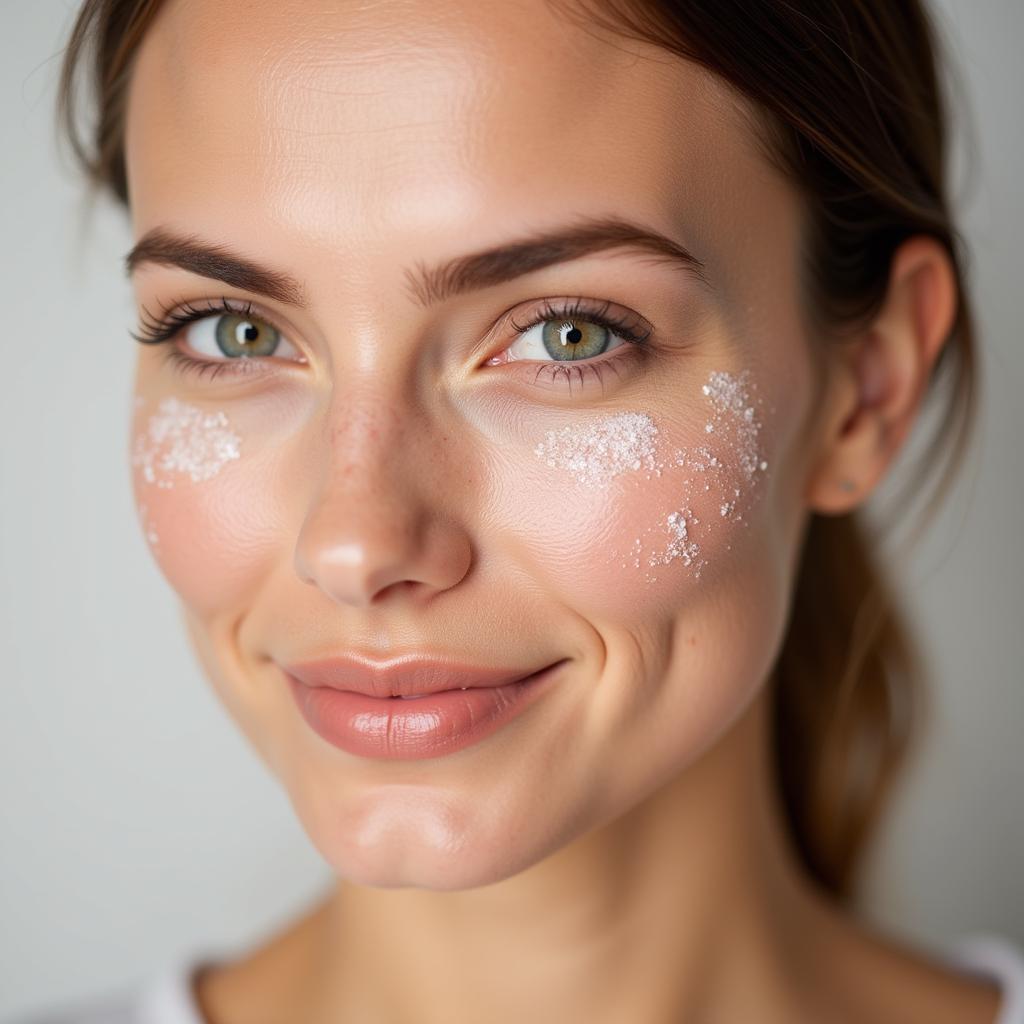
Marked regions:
[283,653,553,698]
[282,654,567,760]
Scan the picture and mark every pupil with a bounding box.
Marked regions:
[565,325,582,344]
[242,323,259,343]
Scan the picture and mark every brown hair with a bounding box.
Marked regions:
[58,0,978,904]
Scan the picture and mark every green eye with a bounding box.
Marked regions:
[213,314,281,357]
[540,320,611,361]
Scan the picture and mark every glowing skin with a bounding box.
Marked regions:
[121,1,982,1022]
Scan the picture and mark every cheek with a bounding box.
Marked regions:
[492,369,784,625]
[475,368,796,822]
[129,393,300,618]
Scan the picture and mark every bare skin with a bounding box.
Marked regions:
[119,0,1002,1021]
[192,686,1002,1024]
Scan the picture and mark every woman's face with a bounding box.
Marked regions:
[124,0,830,888]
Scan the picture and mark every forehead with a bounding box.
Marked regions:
[124,0,788,301]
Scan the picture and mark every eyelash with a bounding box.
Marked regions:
[132,298,271,383]
[131,296,653,392]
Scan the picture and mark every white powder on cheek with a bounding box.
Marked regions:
[533,411,660,488]
[649,508,701,569]
[588,369,771,582]
[132,396,242,489]
[137,501,159,548]
[530,369,770,581]
[641,369,769,580]
[701,369,769,485]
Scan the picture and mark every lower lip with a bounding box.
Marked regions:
[285,662,565,760]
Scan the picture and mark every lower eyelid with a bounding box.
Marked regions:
[160,343,273,382]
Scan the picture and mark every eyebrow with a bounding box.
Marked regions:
[124,216,709,308]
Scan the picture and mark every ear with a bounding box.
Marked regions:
[805,234,959,515]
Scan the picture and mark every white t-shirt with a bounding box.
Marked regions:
[15,931,1024,1024]
[943,933,1024,1024]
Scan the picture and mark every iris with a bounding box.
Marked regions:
[541,319,611,361]
[213,314,281,358]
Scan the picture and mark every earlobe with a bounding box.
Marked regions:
[804,234,959,516]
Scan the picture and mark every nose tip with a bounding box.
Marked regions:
[292,396,474,608]
[293,509,472,608]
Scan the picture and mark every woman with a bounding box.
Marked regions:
[31,0,1021,1021]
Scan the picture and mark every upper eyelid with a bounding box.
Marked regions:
[506,299,651,344]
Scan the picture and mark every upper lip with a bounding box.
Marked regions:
[282,653,561,698]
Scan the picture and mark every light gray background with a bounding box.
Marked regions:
[2,1,1021,1018]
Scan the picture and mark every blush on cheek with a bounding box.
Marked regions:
[129,395,284,617]
[135,474,278,616]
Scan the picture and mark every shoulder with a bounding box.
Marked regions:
[7,957,211,1024]
[850,928,1024,1024]
[943,933,1024,1024]
[802,913,1015,1024]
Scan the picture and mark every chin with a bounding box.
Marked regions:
[286,779,575,892]
[312,831,552,892]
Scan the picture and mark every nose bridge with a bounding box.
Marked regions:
[293,384,472,608]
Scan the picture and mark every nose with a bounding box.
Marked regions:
[293,401,473,608]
